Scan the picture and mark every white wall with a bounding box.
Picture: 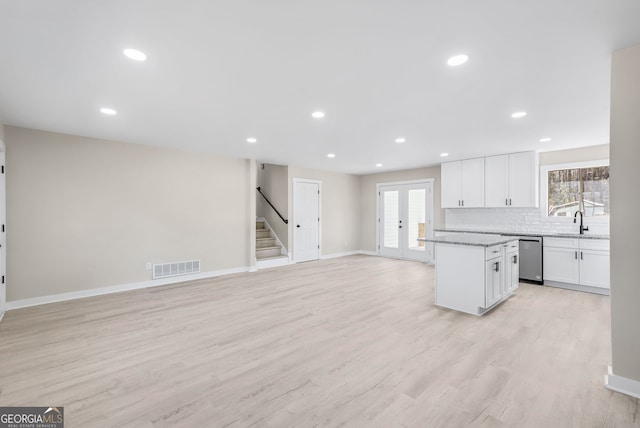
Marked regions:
[610,45,640,385]
[358,166,443,253]
[288,166,361,257]
[256,163,289,250]
[445,145,610,235]
[5,127,252,301]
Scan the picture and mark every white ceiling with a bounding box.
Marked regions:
[1,1,639,175]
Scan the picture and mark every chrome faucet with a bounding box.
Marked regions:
[574,211,589,235]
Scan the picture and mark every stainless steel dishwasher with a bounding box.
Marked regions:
[518,236,543,284]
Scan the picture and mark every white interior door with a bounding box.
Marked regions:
[293,179,320,263]
[379,181,433,262]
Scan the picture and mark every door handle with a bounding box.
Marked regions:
[296,225,301,228]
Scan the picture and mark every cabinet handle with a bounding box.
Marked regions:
[513,255,518,264]
[494,262,500,272]
[509,198,512,206]
[505,198,508,206]
[461,200,464,207]
[458,200,461,207]
[575,251,578,259]
[580,251,583,260]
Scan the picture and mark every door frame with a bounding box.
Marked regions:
[292,178,322,263]
[376,178,435,262]
[0,141,5,321]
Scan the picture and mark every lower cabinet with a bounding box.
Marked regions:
[434,239,519,316]
[543,238,610,292]
[506,244,520,294]
[485,256,503,308]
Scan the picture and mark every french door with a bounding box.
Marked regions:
[379,181,433,262]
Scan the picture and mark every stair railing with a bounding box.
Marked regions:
[256,187,288,224]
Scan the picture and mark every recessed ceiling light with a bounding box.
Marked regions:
[440,153,449,157]
[123,48,147,61]
[312,111,325,119]
[395,138,406,144]
[539,137,552,143]
[246,137,257,143]
[327,153,336,158]
[511,111,527,118]
[447,54,469,66]
[376,163,383,167]
[100,107,117,115]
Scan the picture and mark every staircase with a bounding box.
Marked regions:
[256,220,288,264]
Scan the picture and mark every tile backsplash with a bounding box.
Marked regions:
[445,207,610,235]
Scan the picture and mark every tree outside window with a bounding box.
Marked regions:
[547,166,609,217]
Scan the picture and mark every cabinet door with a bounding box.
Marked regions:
[441,161,461,208]
[509,152,537,207]
[579,250,610,289]
[485,155,509,207]
[543,246,580,284]
[485,257,503,308]
[460,158,485,208]
[505,249,519,293]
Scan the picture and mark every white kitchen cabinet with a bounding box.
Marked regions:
[543,238,610,292]
[485,256,503,308]
[441,158,484,208]
[434,238,518,316]
[485,151,538,208]
[578,249,610,289]
[441,161,461,208]
[543,246,580,283]
[505,242,520,294]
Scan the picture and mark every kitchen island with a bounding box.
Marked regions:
[421,234,519,316]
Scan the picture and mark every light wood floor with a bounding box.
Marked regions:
[1,255,638,427]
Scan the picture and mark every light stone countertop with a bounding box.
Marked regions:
[418,234,519,247]
[434,228,610,240]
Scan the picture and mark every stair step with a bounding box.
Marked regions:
[256,246,281,259]
[256,229,270,238]
[257,237,276,248]
[256,221,265,229]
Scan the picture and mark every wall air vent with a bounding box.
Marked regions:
[153,260,200,279]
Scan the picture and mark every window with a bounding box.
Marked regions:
[543,162,609,218]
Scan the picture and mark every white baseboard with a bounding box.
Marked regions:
[256,256,291,270]
[605,366,640,399]
[358,250,378,256]
[320,250,361,260]
[320,250,379,259]
[6,266,250,311]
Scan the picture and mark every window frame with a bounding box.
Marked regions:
[540,159,610,223]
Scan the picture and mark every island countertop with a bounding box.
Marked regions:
[418,234,518,247]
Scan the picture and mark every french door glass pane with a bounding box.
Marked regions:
[383,191,399,248]
[407,189,426,252]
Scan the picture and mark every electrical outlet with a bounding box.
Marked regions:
[145,262,152,270]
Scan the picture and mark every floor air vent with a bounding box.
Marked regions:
[153,260,200,279]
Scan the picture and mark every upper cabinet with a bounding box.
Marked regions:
[441,158,484,208]
[485,151,538,208]
[442,151,538,209]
